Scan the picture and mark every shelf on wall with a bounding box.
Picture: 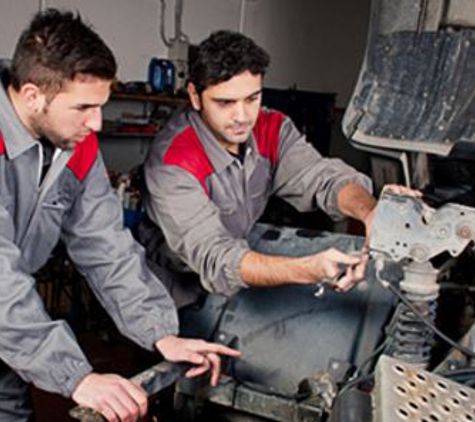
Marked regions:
[99,131,157,139]
[101,92,188,141]
[110,92,189,106]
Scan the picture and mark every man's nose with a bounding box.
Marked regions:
[84,107,102,132]
[232,102,247,122]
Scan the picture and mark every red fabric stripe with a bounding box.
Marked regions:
[163,127,214,196]
[0,130,5,156]
[253,110,285,168]
[67,133,99,182]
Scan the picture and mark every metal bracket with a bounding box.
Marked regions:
[370,193,475,263]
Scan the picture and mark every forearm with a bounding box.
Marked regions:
[241,247,366,291]
[240,250,322,287]
[336,182,377,224]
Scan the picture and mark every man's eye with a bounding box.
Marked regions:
[217,101,232,107]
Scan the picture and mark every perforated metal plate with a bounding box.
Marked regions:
[374,355,475,422]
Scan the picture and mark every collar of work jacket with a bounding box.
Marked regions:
[0,82,41,160]
[0,76,100,201]
[187,109,263,174]
[0,83,79,192]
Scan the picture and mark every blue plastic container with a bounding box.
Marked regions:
[148,58,175,93]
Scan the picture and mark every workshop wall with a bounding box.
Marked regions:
[244,0,370,108]
[0,0,370,107]
[0,0,371,172]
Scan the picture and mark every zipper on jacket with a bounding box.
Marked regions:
[240,147,253,231]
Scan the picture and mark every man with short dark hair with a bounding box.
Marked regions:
[0,11,239,422]
[139,30,411,306]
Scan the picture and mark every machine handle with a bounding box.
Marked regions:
[69,361,187,421]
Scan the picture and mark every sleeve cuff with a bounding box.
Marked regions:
[210,241,250,296]
[54,360,94,398]
[227,244,251,292]
[141,311,180,351]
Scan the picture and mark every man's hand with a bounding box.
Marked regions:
[155,336,242,386]
[299,248,367,291]
[71,373,147,422]
[381,184,423,198]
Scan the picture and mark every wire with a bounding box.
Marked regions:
[174,0,189,42]
[338,374,374,395]
[239,0,246,33]
[335,340,389,396]
[442,373,475,387]
[159,0,172,47]
[353,337,390,378]
[439,368,475,377]
[335,343,385,395]
[339,269,475,396]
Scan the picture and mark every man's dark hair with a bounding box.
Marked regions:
[10,8,117,94]
[189,30,270,94]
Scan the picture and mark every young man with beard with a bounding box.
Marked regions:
[0,10,240,422]
[139,30,418,307]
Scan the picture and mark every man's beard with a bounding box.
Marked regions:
[30,110,75,151]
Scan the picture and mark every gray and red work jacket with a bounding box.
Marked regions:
[143,108,373,296]
[0,83,178,397]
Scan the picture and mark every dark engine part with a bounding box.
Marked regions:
[173,196,475,421]
[177,225,396,421]
[327,389,372,422]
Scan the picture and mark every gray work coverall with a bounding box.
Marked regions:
[0,81,178,421]
[140,108,372,304]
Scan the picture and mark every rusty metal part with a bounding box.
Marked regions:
[370,194,475,366]
[176,375,325,422]
[297,370,337,412]
[370,193,475,263]
[373,355,475,422]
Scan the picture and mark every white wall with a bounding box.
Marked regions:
[0,0,370,107]
[0,0,371,171]
[0,0,170,82]
[0,2,39,59]
[245,0,371,106]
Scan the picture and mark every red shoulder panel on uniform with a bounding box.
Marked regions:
[163,127,214,196]
[0,130,5,156]
[67,132,99,182]
[253,110,285,168]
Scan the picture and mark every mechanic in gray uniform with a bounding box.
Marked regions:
[0,10,240,422]
[139,30,416,307]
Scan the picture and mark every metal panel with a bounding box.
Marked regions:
[446,0,475,27]
[376,0,445,34]
[374,355,475,422]
[343,0,475,156]
[181,225,395,397]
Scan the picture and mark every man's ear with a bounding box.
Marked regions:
[187,82,201,111]
[19,83,46,113]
